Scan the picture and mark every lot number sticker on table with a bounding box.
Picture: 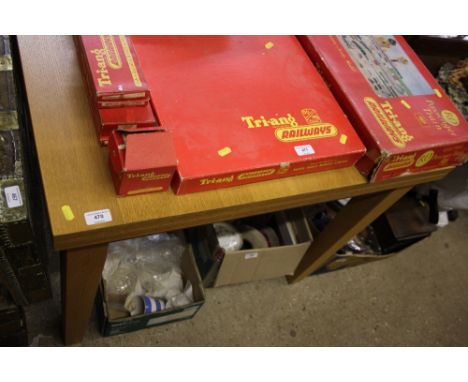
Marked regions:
[84,209,112,225]
[294,144,315,156]
[4,185,23,208]
[244,253,258,260]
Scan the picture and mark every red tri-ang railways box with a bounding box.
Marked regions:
[78,36,150,105]
[75,36,158,146]
[299,35,468,181]
[96,104,158,145]
[108,127,177,196]
[132,36,366,195]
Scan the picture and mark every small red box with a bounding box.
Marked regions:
[78,35,150,105]
[300,35,468,181]
[108,127,177,196]
[75,38,157,146]
[132,36,366,195]
[95,104,158,145]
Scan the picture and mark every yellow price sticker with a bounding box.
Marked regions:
[61,205,75,221]
[400,100,411,109]
[218,147,232,157]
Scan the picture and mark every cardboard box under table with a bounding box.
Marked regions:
[304,194,436,274]
[132,36,366,195]
[299,35,468,181]
[97,245,205,337]
[189,209,313,287]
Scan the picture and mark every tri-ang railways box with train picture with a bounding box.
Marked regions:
[299,35,468,181]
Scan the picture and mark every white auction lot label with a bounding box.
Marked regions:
[294,144,315,156]
[84,209,112,225]
[244,252,258,260]
[5,185,23,208]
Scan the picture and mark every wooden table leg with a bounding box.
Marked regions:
[287,186,412,284]
[61,244,108,345]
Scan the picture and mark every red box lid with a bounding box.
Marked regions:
[111,129,177,172]
[300,36,468,156]
[132,36,365,181]
[98,103,157,127]
[79,35,150,101]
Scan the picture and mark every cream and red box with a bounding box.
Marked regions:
[299,35,468,181]
[108,127,177,196]
[78,35,150,106]
[132,36,366,195]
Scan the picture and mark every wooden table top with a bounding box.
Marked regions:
[17,36,452,250]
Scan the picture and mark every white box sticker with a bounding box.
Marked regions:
[4,185,23,208]
[244,252,258,260]
[84,209,112,226]
[294,144,315,156]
